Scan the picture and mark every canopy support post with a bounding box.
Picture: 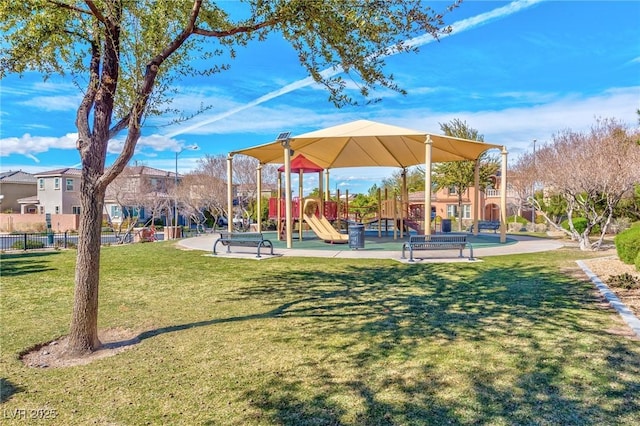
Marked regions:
[473,160,480,236]
[226,154,234,233]
[424,135,433,235]
[500,146,508,243]
[283,141,293,248]
[256,164,262,233]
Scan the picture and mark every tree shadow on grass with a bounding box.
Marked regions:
[228,261,639,425]
[0,378,24,403]
[0,251,59,277]
[119,260,638,424]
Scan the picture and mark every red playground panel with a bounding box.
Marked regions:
[268,198,338,221]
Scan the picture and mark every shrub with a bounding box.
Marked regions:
[507,215,528,224]
[615,226,640,265]
[561,217,588,234]
[635,251,640,272]
[606,273,640,290]
[11,239,45,250]
[508,222,524,233]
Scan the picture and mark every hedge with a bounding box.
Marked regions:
[615,226,640,265]
[11,239,45,250]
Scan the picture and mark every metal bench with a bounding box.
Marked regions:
[401,234,474,262]
[213,232,274,258]
[468,221,501,233]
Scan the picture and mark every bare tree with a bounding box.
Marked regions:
[192,155,230,224]
[105,168,145,242]
[534,118,640,250]
[509,152,537,220]
[176,171,224,231]
[232,155,278,222]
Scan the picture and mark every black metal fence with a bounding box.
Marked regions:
[0,232,140,251]
[0,228,219,251]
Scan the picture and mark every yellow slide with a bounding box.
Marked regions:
[302,199,349,243]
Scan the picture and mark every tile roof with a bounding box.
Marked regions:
[34,168,83,177]
[0,170,37,184]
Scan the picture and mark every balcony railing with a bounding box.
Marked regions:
[485,189,516,198]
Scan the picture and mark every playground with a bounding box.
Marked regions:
[228,120,510,249]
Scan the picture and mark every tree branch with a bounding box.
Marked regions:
[84,0,107,23]
[192,18,278,38]
[45,0,91,16]
[75,35,100,154]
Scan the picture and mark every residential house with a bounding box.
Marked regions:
[104,165,176,226]
[407,172,517,228]
[0,170,37,213]
[32,168,82,215]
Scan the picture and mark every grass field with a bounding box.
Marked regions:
[1,242,639,425]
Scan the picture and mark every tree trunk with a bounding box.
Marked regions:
[67,169,106,355]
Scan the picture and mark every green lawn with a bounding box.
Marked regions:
[1,243,639,425]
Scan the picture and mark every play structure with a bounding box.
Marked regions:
[266,154,434,243]
[230,119,509,248]
[302,198,348,243]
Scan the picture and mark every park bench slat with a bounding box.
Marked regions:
[213,232,274,258]
[401,234,474,262]
[469,221,501,233]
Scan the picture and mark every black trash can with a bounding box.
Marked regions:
[348,224,365,249]
[441,219,452,233]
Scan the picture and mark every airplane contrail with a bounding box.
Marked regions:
[165,0,545,138]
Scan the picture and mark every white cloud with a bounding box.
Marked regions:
[0,133,78,157]
[19,94,83,112]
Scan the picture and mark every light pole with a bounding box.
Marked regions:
[174,144,199,239]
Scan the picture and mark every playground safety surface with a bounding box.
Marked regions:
[178,231,565,263]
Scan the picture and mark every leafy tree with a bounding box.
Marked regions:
[614,184,640,222]
[381,167,426,195]
[431,119,499,231]
[0,0,459,354]
[349,192,378,222]
[533,118,640,250]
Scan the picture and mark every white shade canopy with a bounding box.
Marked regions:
[232,119,502,167]
[228,119,508,247]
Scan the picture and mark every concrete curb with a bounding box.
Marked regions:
[576,260,640,338]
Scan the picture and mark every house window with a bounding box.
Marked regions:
[54,178,60,190]
[448,186,458,195]
[124,207,144,219]
[149,178,162,191]
[447,204,472,219]
[54,206,60,214]
[111,206,121,218]
[66,178,74,191]
[462,204,471,219]
[39,206,45,214]
[38,178,44,190]
[72,206,81,214]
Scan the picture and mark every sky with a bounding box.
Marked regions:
[1,0,639,195]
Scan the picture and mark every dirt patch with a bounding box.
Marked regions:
[21,328,140,369]
[580,250,640,319]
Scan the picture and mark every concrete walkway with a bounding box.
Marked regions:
[177,233,565,263]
